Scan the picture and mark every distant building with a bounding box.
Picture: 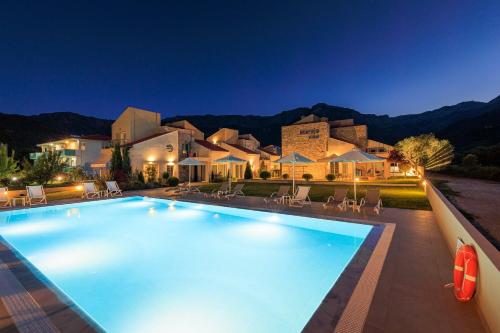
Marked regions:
[30,135,111,171]
[281,115,395,180]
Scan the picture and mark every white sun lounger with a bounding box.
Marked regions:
[106,181,123,197]
[264,185,290,204]
[357,189,383,215]
[0,187,11,207]
[289,186,311,207]
[323,188,348,211]
[225,184,245,199]
[82,182,101,199]
[26,185,47,206]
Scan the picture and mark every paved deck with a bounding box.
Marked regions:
[0,189,487,333]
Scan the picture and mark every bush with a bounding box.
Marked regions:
[162,172,170,181]
[282,173,289,180]
[326,173,335,181]
[302,173,313,181]
[462,154,479,168]
[167,176,179,187]
[260,170,271,180]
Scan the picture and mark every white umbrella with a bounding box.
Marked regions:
[178,157,205,187]
[276,152,314,194]
[329,148,384,201]
[214,155,246,191]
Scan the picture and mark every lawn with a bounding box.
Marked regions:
[199,181,430,210]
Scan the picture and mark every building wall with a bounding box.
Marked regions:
[78,140,105,167]
[207,128,239,145]
[129,132,179,178]
[112,107,161,144]
[330,124,368,148]
[282,121,330,161]
[327,138,356,157]
[220,142,260,176]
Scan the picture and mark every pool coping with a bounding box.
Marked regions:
[0,195,394,333]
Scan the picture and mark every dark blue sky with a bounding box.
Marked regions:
[1,0,499,119]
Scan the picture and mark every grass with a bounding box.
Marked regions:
[199,181,430,210]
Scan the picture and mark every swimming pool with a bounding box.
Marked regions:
[0,197,372,333]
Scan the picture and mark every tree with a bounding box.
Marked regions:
[0,143,19,183]
[387,149,410,176]
[244,161,253,179]
[122,147,132,176]
[26,151,66,185]
[110,143,123,175]
[395,134,454,171]
[462,154,479,168]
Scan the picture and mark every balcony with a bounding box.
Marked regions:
[30,149,77,159]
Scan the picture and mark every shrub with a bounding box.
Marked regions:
[282,173,289,180]
[167,176,179,187]
[244,162,253,179]
[462,154,479,168]
[326,173,335,181]
[137,171,145,183]
[162,172,170,181]
[260,170,271,180]
[302,173,313,181]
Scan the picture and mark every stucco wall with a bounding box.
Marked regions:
[427,183,500,333]
[112,107,161,144]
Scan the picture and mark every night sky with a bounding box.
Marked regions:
[1,1,499,119]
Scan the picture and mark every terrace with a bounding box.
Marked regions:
[0,181,489,333]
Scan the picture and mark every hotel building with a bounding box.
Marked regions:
[281,115,394,180]
[111,107,280,182]
[30,107,394,182]
[30,135,112,171]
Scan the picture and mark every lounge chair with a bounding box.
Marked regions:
[26,185,47,205]
[82,182,101,199]
[357,189,382,214]
[264,185,290,204]
[323,188,348,211]
[105,181,123,197]
[289,186,311,207]
[225,184,245,199]
[176,182,189,193]
[0,187,11,207]
[205,182,229,198]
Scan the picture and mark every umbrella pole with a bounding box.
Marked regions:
[228,162,231,192]
[354,161,357,202]
[188,165,191,188]
[292,162,295,194]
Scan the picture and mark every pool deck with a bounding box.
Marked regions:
[0,189,488,333]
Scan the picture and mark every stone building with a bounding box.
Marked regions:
[281,115,393,181]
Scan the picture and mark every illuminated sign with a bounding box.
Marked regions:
[299,128,320,139]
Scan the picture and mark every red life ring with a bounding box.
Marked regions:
[453,244,478,302]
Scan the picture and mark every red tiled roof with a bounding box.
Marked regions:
[123,132,167,147]
[194,139,229,152]
[80,134,111,141]
[226,143,260,154]
[258,147,279,156]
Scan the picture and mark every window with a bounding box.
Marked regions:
[166,165,174,177]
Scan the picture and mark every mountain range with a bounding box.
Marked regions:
[1,95,499,159]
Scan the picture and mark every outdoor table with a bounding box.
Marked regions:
[12,197,26,207]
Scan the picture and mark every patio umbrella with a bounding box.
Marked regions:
[178,157,205,187]
[214,155,246,191]
[276,152,314,194]
[329,148,384,201]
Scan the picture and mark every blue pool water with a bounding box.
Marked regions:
[0,197,372,333]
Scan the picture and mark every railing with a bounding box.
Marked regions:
[29,149,77,159]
